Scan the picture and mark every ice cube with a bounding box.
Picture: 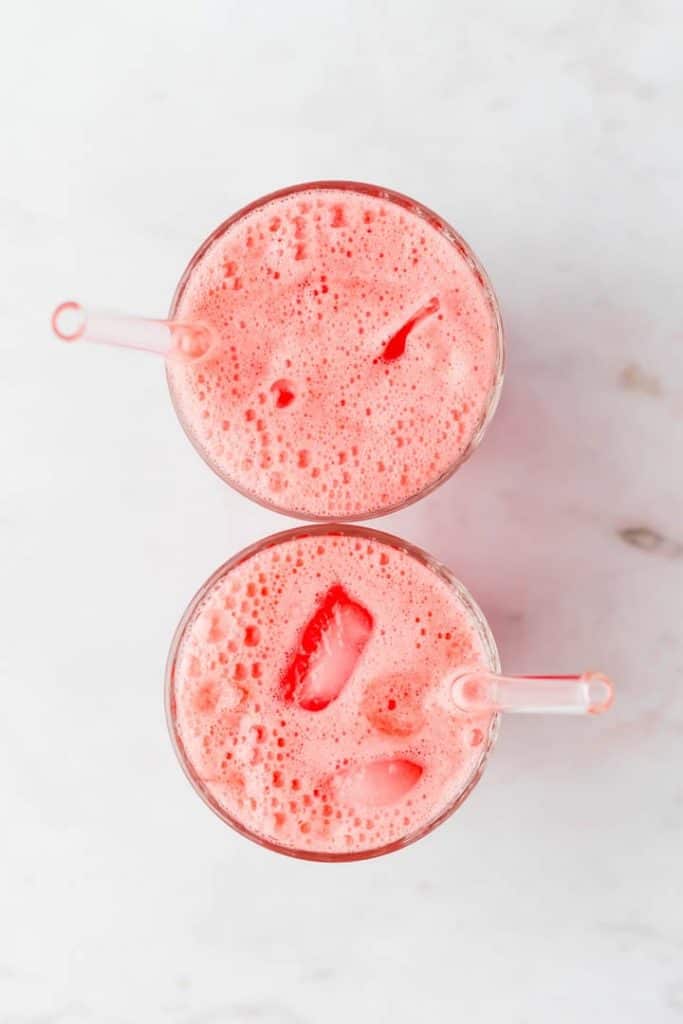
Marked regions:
[342,759,423,807]
[361,673,426,736]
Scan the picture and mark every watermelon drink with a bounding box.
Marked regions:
[166,525,500,860]
[166,182,504,519]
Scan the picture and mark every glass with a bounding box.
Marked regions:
[165,523,502,862]
[53,181,505,520]
[166,180,505,521]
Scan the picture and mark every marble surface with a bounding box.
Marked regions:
[1,1,682,1021]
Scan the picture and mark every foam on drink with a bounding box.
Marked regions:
[170,531,496,856]
[168,184,501,518]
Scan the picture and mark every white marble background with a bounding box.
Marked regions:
[1,1,682,1021]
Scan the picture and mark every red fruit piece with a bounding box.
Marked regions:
[381,296,440,362]
[280,584,373,711]
[270,378,296,408]
[342,759,423,807]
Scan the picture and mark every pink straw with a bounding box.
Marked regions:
[451,670,614,716]
[51,302,214,359]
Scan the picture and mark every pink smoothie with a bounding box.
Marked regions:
[168,529,498,858]
[168,183,502,519]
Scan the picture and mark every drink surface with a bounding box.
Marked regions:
[168,184,501,518]
[170,531,496,857]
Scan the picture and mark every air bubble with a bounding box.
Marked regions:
[244,625,260,647]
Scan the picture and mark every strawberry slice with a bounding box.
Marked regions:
[281,584,373,711]
[342,759,423,807]
[380,296,440,362]
[270,378,296,408]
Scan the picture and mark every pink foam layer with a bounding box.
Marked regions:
[168,185,500,517]
[171,533,495,855]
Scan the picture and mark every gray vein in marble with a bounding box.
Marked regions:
[3,1000,129,1024]
[299,967,336,984]
[179,1003,309,1024]
[667,983,683,1014]
[598,920,683,953]
[619,363,663,397]
[4,1006,91,1024]
[617,527,683,558]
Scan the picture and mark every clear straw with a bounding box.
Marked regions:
[451,670,614,716]
[51,302,213,359]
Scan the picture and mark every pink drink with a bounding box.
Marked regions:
[167,527,499,860]
[168,182,503,520]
